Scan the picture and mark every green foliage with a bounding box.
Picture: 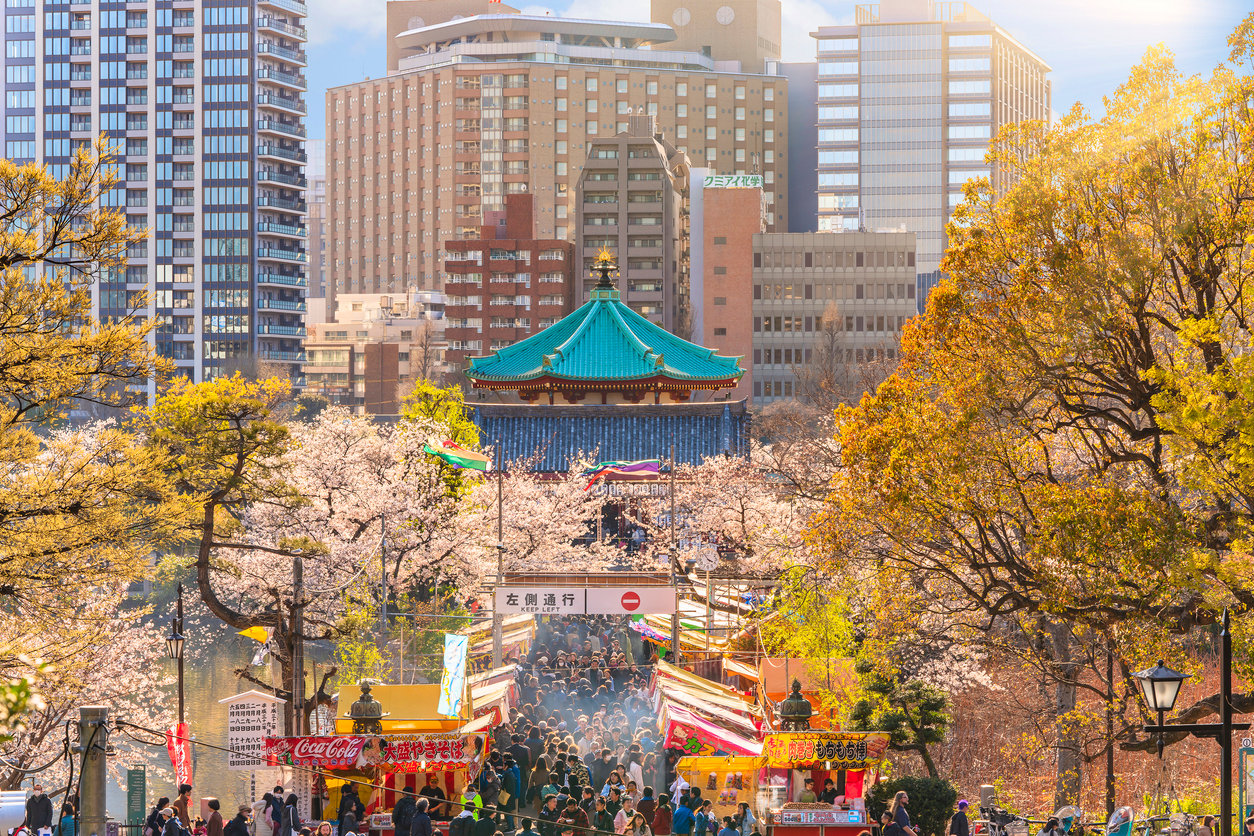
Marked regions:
[847,658,950,779]
[867,777,958,836]
[332,597,392,687]
[293,393,330,421]
[0,664,42,745]
[401,381,479,447]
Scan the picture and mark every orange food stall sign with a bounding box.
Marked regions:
[762,732,889,769]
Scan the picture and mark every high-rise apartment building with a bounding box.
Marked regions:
[752,231,916,405]
[443,194,575,368]
[574,115,690,334]
[812,0,1049,307]
[1,0,308,382]
[326,5,788,299]
[650,0,781,73]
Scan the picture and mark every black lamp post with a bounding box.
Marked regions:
[166,582,186,725]
[1135,610,1250,836]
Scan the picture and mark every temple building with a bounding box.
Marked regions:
[466,250,751,469]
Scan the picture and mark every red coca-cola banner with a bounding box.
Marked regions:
[166,723,193,788]
[264,733,488,770]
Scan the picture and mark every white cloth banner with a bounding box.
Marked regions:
[437,633,468,717]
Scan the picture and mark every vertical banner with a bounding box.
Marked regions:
[166,723,193,788]
[437,634,468,717]
[126,767,146,824]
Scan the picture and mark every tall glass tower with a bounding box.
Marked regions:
[812,0,1050,310]
[2,0,308,383]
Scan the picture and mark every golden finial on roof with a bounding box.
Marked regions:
[591,247,619,289]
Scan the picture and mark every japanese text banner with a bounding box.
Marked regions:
[264,733,488,771]
[762,732,889,769]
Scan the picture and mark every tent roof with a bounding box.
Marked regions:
[334,683,467,733]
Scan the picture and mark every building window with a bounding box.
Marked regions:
[714,327,726,335]
[713,236,726,245]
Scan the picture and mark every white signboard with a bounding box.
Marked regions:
[496,586,677,615]
[220,690,285,771]
[703,174,762,189]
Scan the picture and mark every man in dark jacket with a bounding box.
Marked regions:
[409,799,433,836]
[589,750,613,793]
[23,784,54,833]
[590,798,615,836]
[393,786,417,836]
[508,734,532,778]
[538,796,561,836]
[950,801,971,836]
[224,807,251,836]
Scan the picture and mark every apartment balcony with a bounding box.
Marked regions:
[257,93,306,115]
[256,247,307,263]
[256,17,307,41]
[257,119,306,140]
[257,221,307,239]
[258,41,307,66]
[257,144,306,164]
[257,272,308,288]
[257,0,308,16]
[257,323,307,337]
[257,67,306,92]
[257,297,307,312]
[258,194,307,214]
[259,349,306,362]
[257,169,304,187]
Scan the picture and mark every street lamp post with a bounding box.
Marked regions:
[165,582,186,726]
[1136,611,1251,836]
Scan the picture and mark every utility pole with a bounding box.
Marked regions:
[381,515,388,637]
[669,442,679,666]
[1106,643,1115,816]
[78,706,109,836]
[175,583,185,725]
[291,555,304,736]
[492,448,504,668]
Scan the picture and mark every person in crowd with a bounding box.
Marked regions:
[57,803,75,836]
[881,812,905,836]
[949,801,970,836]
[461,782,485,822]
[651,797,672,836]
[225,807,251,836]
[474,806,499,836]
[147,797,172,836]
[636,788,656,823]
[591,798,615,836]
[269,790,284,836]
[530,758,552,814]
[172,786,194,829]
[735,804,754,836]
[1037,818,1061,836]
[888,792,912,836]
[160,808,184,836]
[717,817,737,836]
[797,779,817,804]
[23,785,53,836]
[558,798,589,833]
[670,799,694,836]
[1199,817,1215,836]
[410,799,433,836]
[614,797,638,835]
[206,800,224,836]
[627,813,653,836]
[338,787,363,836]
[819,780,839,805]
[537,796,561,836]
[479,765,502,810]
[420,776,448,821]
[282,794,301,836]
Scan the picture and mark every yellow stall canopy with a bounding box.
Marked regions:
[334,683,470,734]
[675,755,765,819]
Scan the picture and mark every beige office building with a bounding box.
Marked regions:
[575,115,691,334]
[326,2,789,299]
[752,231,917,405]
[651,0,782,73]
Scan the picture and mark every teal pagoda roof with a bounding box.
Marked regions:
[466,252,743,403]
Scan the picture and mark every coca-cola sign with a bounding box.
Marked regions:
[264,733,489,771]
[265,736,367,767]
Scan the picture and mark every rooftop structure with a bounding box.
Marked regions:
[466,250,743,405]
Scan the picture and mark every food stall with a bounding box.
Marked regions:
[265,683,490,836]
[761,731,889,836]
[674,755,765,820]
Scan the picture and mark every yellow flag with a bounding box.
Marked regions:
[238,626,269,643]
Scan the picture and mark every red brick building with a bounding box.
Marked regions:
[443,194,576,370]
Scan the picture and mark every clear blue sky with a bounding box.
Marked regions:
[303,0,1250,142]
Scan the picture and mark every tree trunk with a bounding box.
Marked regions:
[1050,622,1082,808]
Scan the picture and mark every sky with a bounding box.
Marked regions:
[302,0,1250,145]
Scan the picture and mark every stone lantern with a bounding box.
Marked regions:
[777,678,813,731]
[349,682,385,734]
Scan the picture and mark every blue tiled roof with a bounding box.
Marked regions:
[472,401,751,471]
[466,286,743,384]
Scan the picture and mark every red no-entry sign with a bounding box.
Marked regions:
[621,591,641,611]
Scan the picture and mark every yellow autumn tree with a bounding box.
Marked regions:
[813,18,1254,808]
[0,139,183,619]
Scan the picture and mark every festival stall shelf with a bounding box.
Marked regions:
[760,732,889,836]
[674,756,765,821]
[264,683,485,836]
